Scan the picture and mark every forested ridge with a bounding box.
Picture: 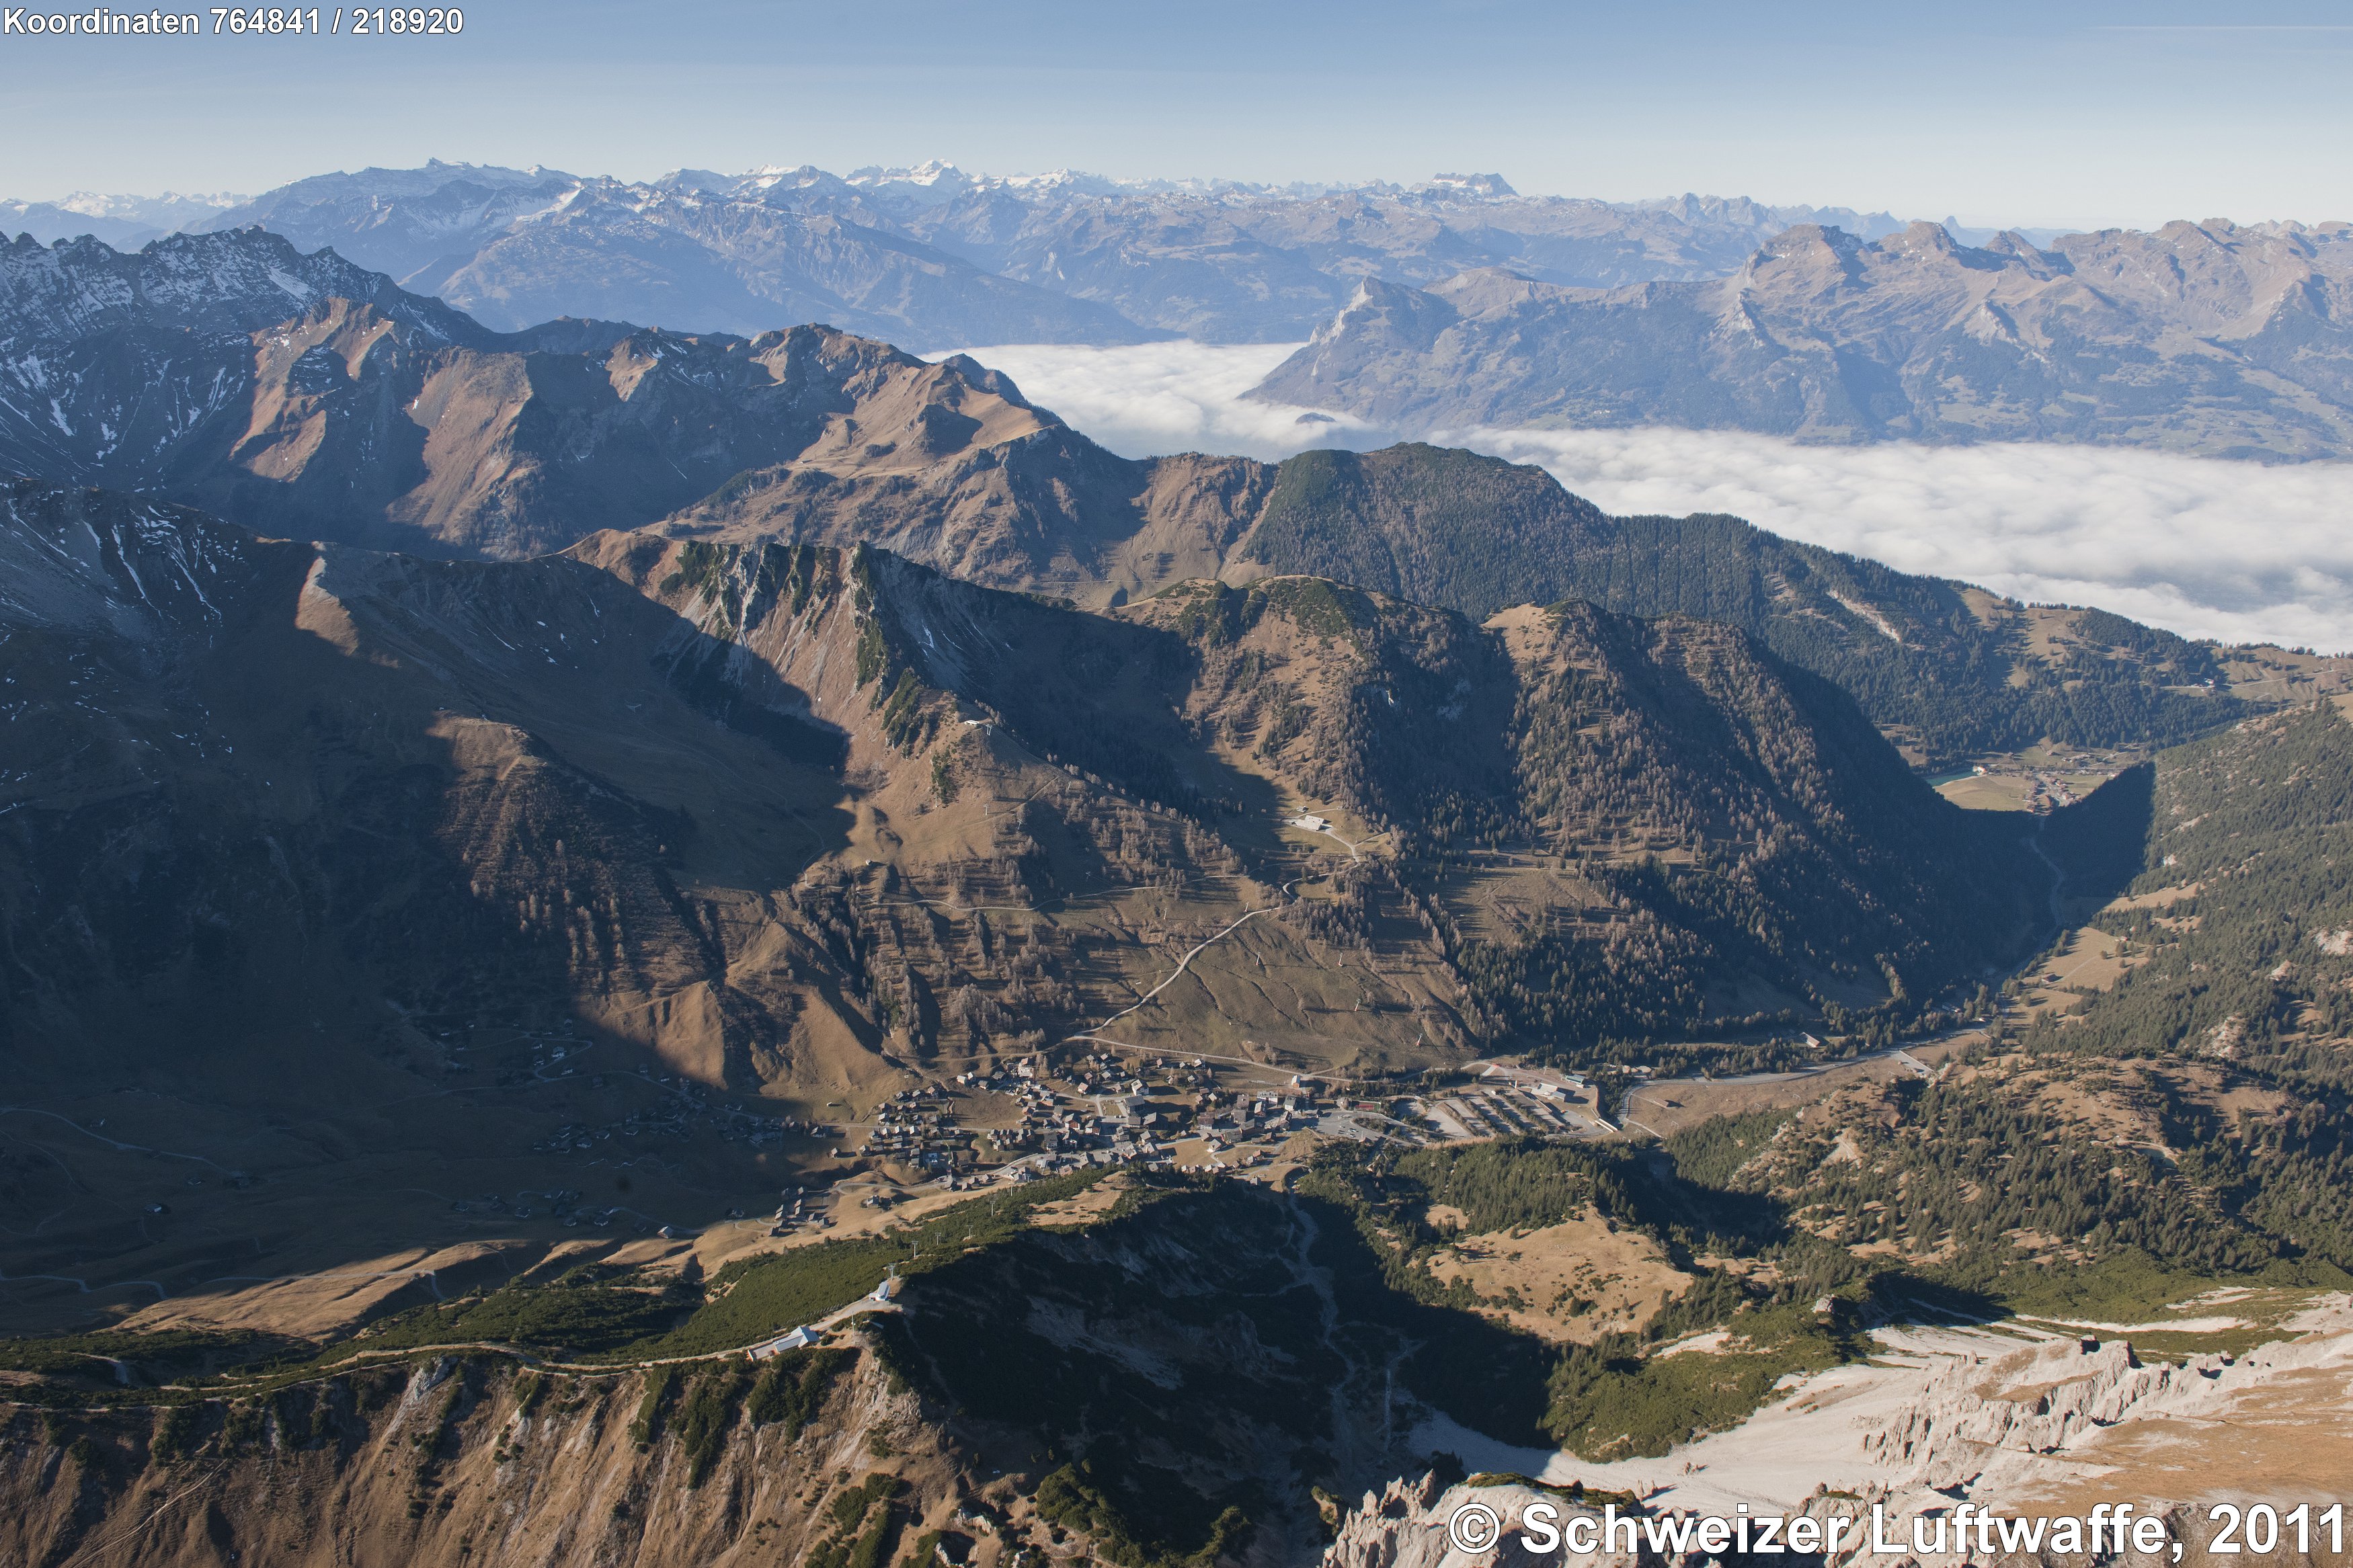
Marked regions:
[1133,577,2044,1052]
[1238,445,2238,767]
[1241,708,2353,1470]
[1654,703,2353,1301]
[1451,604,2036,1045]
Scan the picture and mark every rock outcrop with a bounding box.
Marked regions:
[1318,1475,1639,1568]
[0,1342,980,1568]
[1861,1337,2227,1478]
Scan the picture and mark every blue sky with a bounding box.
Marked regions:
[3,0,2348,226]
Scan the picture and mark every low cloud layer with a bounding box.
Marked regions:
[949,341,2353,651]
[960,340,1388,462]
[1462,427,2353,652]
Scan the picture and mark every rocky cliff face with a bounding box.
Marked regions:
[0,229,485,524]
[0,1341,1008,1568]
[1252,219,2353,460]
[1851,1329,2353,1508]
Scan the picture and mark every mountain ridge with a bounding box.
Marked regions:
[1251,218,2353,461]
[0,226,2283,768]
[177,159,1916,344]
[190,164,1160,347]
[0,477,2035,1079]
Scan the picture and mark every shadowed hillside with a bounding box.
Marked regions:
[0,231,2268,769]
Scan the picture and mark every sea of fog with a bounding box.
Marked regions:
[937,341,2353,652]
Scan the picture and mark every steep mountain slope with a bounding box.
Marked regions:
[0,233,2250,766]
[1253,220,2353,460]
[1125,575,2047,1044]
[0,482,1403,1327]
[0,229,1140,559]
[0,480,1357,1090]
[0,229,489,522]
[1618,698,2353,1309]
[671,421,1272,604]
[196,163,1156,347]
[0,481,2046,1318]
[1225,445,2240,766]
[2030,700,2353,1157]
[0,1346,939,1568]
[682,434,2254,772]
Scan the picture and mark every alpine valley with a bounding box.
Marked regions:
[3,180,2352,1568]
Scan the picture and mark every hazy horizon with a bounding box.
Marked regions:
[2,0,2348,232]
[3,158,2344,244]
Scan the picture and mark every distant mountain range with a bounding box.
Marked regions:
[0,226,2258,766]
[701,164,1911,343]
[184,161,1156,348]
[1252,218,2353,460]
[0,189,243,249]
[11,159,1909,345]
[13,161,2350,459]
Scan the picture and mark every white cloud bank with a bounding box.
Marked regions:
[955,339,1388,462]
[947,341,2353,651]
